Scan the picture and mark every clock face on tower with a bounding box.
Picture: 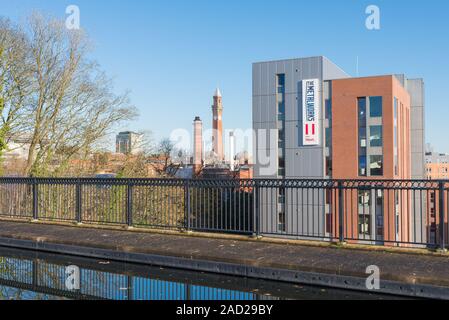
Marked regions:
[213,116,217,121]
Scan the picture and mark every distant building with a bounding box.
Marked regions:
[116,131,143,155]
[425,144,449,179]
[2,135,34,161]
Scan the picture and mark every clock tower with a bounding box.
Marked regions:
[212,88,224,161]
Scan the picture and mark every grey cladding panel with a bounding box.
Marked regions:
[285,147,324,178]
[322,57,350,80]
[407,79,424,106]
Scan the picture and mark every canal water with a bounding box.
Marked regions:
[0,247,403,300]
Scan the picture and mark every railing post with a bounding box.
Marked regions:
[127,183,133,227]
[32,178,38,221]
[338,181,345,243]
[439,181,446,251]
[185,180,191,231]
[252,180,260,238]
[75,179,82,223]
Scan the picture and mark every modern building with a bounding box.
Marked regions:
[425,144,449,180]
[252,56,426,244]
[116,131,143,155]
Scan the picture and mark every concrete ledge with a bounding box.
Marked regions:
[0,216,445,258]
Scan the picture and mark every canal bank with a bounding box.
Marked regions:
[0,220,447,299]
[0,246,400,300]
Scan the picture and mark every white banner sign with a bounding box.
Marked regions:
[302,79,320,146]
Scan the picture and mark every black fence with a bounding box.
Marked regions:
[0,178,448,250]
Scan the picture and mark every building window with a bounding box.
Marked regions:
[326,156,332,177]
[369,96,383,117]
[277,74,285,87]
[359,156,367,176]
[358,97,367,177]
[358,97,367,123]
[370,155,383,176]
[325,99,332,120]
[359,127,367,148]
[278,152,285,177]
[325,127,332,148]
[358,190,370,206]
[276,74,285,178]
[278,128,285,144]
[359,215,371,236]
[394,97,398,176]
[358,190,371,237]
[278,187,286,232]
[369,125,383,147]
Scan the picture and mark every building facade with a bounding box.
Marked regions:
[425,144,449,180]
[252,56,426,244]
[116,131,143,155]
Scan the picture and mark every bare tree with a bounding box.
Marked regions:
[158,138,174,171]
[135,130,155,156]
[0,13,137,177]
[0,18,32,174]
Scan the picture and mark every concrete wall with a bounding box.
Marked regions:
[395,75,426,180]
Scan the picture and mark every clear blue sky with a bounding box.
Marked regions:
[1,0,448,153]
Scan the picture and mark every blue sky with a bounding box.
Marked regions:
[1,0,449,153]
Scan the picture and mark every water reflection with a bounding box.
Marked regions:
[0,247,402,300]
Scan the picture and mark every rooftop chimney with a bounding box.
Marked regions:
[193,116,203,175]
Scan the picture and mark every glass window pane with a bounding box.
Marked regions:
[325,127,331,148]
[278,128,284,142]
[325,100,332,120]
[278,156,285,169]
[359,155,367,176]
[358,97,366,123]
[370,96,383,117]
[277,74,285,86]
[358,190,370,206]
[359,127,367,148]
[278,102,284,114]
[370,155,383,176]
[359,215,371,235]
[370,125,383,147]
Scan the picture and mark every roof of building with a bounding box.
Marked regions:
[214,88,222,97]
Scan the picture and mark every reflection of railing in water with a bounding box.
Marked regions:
[0,249,266,300]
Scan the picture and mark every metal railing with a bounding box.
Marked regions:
[0,177,447,250]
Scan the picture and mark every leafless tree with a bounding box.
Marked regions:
[0,18,32,174]
[1,13,137,177]
[160,138,174,171]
